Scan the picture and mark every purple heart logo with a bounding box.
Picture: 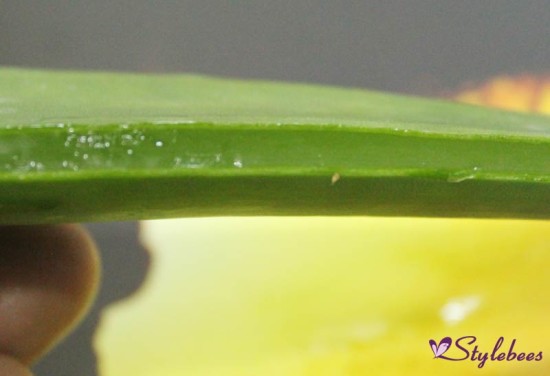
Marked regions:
[429,337,452,358]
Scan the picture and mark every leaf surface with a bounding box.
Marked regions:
[0,68,549,223]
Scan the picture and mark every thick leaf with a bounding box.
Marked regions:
[0,68,549,223]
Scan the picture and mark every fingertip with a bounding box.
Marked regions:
[0,354,33,376]
[0,224,101,365]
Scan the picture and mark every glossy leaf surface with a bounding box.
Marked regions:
[0,68,549,223]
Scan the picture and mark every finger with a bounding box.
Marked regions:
[0,224,100,365]
[0,354,32,376]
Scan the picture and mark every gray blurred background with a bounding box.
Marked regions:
[0,1,548,375]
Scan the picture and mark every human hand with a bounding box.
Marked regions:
[0,225,100,375]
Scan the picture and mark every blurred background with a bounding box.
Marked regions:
[0,1,548,375]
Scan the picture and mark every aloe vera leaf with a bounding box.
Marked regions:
[0,67,548,224]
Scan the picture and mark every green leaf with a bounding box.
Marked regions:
[0,67,549,223]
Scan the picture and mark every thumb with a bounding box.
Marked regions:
[0,225,100,372]
[0,354,32,376]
